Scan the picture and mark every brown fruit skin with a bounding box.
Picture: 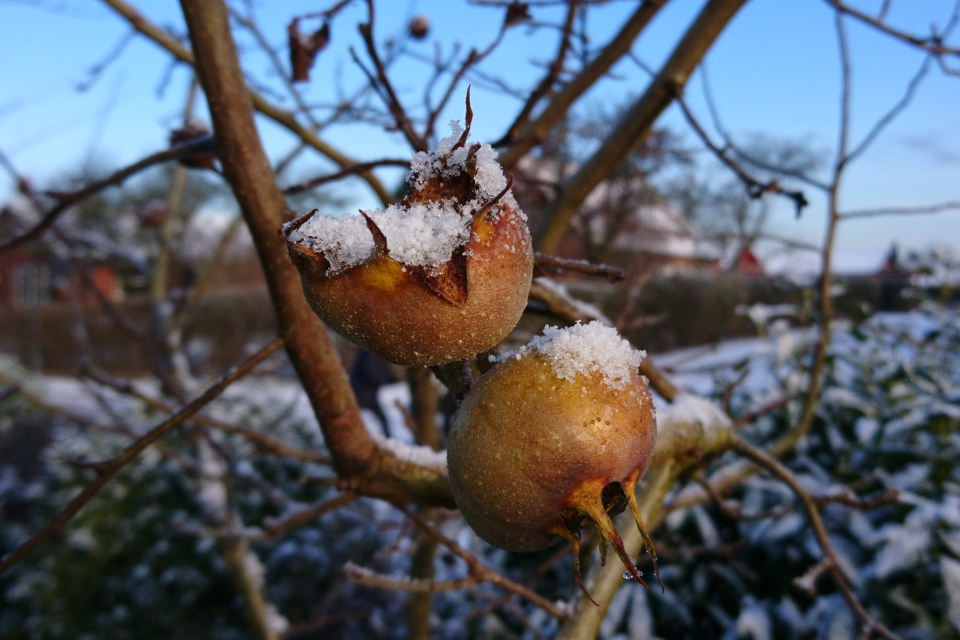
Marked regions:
[447,354,657,552]
[287,203,532,367]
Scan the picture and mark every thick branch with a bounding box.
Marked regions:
[535,0,750,253]
[179,0,452,507]
[499,0,668,169]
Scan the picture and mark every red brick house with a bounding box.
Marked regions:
[0,202,123,308]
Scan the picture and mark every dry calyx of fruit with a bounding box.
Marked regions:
[283,94,533,367]
[447,321,662,603]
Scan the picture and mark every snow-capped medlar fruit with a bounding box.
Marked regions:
[448,322,661,602]
[283,94,532,367]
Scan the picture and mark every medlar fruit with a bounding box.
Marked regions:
[448,322,661,602]
[283,94,532,367]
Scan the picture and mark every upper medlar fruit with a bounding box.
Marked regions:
[283,94,532,367]
[447,321,661,602]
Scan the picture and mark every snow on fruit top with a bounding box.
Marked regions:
[286,122,522,275]
[495,320,646,390]
[282,92,533,367]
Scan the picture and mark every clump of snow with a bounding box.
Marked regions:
[289,121,518,273]
[370,201,472,268]
[289,213,375,273]
[501,321,645,389]
[370,430,448,473]
[656,393,731,436]
[533,277,612,325]
[408,120,508,202]
[943,556,960,633]
[471,143,509,200]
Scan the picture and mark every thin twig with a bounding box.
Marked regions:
[283,159,409,195]
[534,0,750,254]
[357,0,426,151]
[99,0,395,206]
[80,365,330,465]
[399,507,568,619]
[533,253,625,281]
[496,0,579,146]
[730,438,900,640]
[345,562,478,593]
[498,0,668,168]
[842,200,960,219]
[0,137,215,252]
[673,95,808,216]
[822,0,960,59]
[0,339,283,577]
[257,493,356,541]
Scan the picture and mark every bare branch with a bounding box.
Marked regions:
[180,0,453,507]
[533,252,626,281]
[730,437,900,640]
[673,95,809,216]
[0,339,283,577]
[0,136,215,252]
[843,54,933,166]
[283,159,409,195]
[256,493,356,542]
[499,0,668,168]
[230,7,326,132]
[356,0,427,151]
[698,66,830,192]
[822,0,960,59]
[345,562,477,593]
[399,506,568,619]
[80,365,330,465]
[496,0,578,146]
[842,200,960,219]
[100,0,395,206]
[535,0,750,254]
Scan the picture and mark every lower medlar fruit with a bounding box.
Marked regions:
[447,322,662,603]
[283,92,532,367]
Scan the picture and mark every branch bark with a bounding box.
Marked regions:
[535,0,750,253]
[499,0,668,169]
[179,0,452,507]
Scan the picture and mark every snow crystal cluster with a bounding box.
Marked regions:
[655,393,731,436]
[288,121,519,274]
[498,321,645,389]
[370,429,448,473]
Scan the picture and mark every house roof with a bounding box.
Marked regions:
[762,247,890,281]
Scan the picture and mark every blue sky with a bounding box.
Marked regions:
[1,0,958,263]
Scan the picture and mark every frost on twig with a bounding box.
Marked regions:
[370,431,448,474]
[652,393,734,465]
[529,277,613,326]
